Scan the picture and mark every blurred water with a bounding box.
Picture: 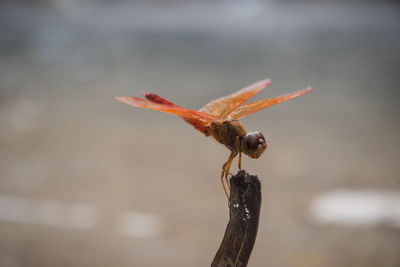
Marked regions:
[1,1,400,267]
[311,190,400,228]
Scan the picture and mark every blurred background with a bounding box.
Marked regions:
[1,0,399,266]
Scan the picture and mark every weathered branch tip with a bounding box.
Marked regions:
[211,170,262,267]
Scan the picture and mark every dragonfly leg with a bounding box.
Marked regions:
[221,150,237,199]
[220,173,229,199]
[224,157,234,191]
[235,135,242,170]
[225,136,241,191]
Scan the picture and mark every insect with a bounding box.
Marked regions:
[115,78,313,198]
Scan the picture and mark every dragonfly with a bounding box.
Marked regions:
[115,78,313,198]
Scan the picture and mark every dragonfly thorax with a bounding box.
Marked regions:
[209,120,266,158]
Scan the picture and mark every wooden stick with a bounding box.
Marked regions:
[211,170,262,267]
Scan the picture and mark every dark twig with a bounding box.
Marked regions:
[211,170,262,267]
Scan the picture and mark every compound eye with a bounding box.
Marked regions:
[241,132,266,158]
[245,133,257,144]
[244,133,259,149]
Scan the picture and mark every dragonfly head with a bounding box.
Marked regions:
[241,131,267,158]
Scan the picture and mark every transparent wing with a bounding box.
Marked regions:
[199,78,271,119]
[229,87,314,119]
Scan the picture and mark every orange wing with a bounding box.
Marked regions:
[228,87,314,119]
[115,95,215,136]
[141,92,181,108]
[199,78,271,119]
